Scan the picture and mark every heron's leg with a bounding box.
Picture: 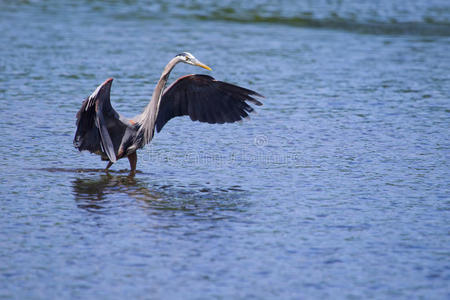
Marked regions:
[105,161,113,170]
[128,152,137,172]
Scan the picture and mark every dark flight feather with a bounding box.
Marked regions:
[73,80,131,162]
[155,74,263,132]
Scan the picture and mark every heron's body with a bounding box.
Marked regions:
[74,53,263,173]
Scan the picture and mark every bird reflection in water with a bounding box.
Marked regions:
[71,172,248,217]
[72,173,160,212]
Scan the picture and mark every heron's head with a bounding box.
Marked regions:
[176,52,212,71]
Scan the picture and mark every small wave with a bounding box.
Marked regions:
[110,5,450,36]
[194,12,450,36]
[109,1,450,36]
[6,0,450,36]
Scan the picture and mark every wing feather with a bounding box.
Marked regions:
[73,79,125,162]
[155,74,263,132]
[95,110,117,162]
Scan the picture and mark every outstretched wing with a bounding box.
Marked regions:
[73,78,127,162]
[155,74,263,132]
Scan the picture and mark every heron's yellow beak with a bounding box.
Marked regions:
[196,61,212,71]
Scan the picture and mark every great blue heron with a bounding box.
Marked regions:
[74,52,263,173]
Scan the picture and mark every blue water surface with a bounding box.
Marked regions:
[0,1,449,299]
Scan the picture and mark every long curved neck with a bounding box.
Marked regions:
[136,57,181,145]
